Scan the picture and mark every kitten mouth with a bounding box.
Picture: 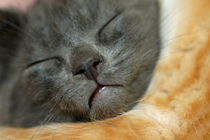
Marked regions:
[88,84,122,108]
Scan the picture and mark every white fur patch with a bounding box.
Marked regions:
[159,0,183,58]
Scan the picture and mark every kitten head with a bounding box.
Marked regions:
[1,0,160,122]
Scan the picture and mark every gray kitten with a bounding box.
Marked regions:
[0,0,160,127]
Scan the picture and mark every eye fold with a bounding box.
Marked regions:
[98,12,123,45]
[26,56,64,69]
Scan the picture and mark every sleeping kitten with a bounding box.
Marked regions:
[0,0,160,127]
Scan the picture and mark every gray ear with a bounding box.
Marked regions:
[0,10,27,82]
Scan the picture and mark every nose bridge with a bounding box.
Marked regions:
[71,46,102,80]
[71,46,100,67]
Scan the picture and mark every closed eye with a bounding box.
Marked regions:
[26,56,64,69]
[98,12,122,42]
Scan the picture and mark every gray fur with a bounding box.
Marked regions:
[0,0,160,127]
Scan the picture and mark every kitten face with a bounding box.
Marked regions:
[16,0,159,122]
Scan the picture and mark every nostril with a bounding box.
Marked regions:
[74,67,85,76]
[72,57,102,79]
[92,60,101,68]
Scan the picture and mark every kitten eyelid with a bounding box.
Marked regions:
[25,56,64,69]
[98,12,122,41]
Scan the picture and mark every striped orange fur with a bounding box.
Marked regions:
[0,0,210,139]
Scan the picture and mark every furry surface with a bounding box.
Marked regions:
[0,0,210,139]
[0,0,160,127]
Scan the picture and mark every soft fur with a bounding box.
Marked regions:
[0,0,160,127]
[1,0,210,139]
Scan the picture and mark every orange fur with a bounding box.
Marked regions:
[0,0,210,139]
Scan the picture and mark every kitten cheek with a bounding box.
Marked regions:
[21,68,61,103]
